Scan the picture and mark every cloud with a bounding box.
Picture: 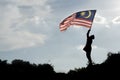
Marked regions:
[94,15,107,24]
[0,31,46,51]
[0,0,48,6]
[112,16,120,24]
[93,15,111,28]
[0,0,52,51]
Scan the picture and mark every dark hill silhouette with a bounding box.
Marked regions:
[0,52,120,80]
[68,52,120,80]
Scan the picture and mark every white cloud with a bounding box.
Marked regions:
[77,45,84,50]
[94,15,107,24]
[112,16,120,24]
[1,0,48,6]
[0,31,46,51]
[0,0,52,51]
[94,15,112,28]
[31,16,40,24]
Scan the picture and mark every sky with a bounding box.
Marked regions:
[0,0,120,72]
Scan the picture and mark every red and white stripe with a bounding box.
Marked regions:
[59,14,75,31]
[59,14,92,31]
[71,18,92,28]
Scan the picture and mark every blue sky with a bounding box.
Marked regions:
[0,0,120,72]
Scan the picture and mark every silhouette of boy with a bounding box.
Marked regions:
[83,29,95,65]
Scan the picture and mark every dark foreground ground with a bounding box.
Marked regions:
[0,52,120,80]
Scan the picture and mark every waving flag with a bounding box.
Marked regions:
[59,10,96,31]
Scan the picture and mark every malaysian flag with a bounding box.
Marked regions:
[59,10,96,31]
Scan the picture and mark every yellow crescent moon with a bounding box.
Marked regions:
[84,11,91,18]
